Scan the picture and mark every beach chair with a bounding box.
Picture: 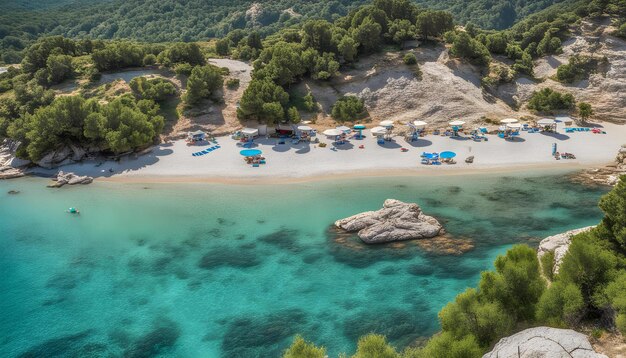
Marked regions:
[421,158,430,165]
[377,138,385,145]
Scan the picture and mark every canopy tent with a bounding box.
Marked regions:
[500,118,518,124]
[323,128,343,137]
[239,149,262,156]
[439,151,456,159]
[241,128,259,137]
[187,130,206,141]
[379,120,394,128]
[555,116,573,125]
[413,120,427,129]
[336,125,351,132]
[370,126,387,136]
[297,125,313,132]
[449,120,465,126]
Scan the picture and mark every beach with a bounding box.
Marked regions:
[30,121,626,183]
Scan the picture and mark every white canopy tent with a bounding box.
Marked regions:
[413,120,427,129]
[297,125,313,132]
[370,126,387,136]
[241,128,259,137]
[506,123,522,129]
[500,118,518,124]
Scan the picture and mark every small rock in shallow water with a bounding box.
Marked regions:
[7,190,19,194]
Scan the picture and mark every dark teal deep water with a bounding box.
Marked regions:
[0,171,608,357]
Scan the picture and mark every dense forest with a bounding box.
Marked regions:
[0,0,588,64]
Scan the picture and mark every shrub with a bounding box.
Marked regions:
[331,96,365,122]
[183,65,223,104]
[615,23,626,39]
[226,78,240,89]
[578,102,593,121]
[282,335,326,358]
[403,52,417,65]
[541,251,555,281]
[536,281,585,326]
[527,88,575,112]
[174,63,193,76]
[129,77,176,102]
[418,332,482,358]
[450,32,491,66]
[352,334,398,358]
[143,54,157,66]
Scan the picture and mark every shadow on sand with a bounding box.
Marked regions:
[405,139,433,148]
[540,132,570,141]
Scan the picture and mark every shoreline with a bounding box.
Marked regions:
[94,162,600,185]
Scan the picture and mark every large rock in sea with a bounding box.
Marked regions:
[484,327,607,358]
[537,226,593,275]
[48,171,93,188]
[335,199,444,244]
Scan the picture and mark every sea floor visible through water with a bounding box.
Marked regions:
[0,170,609,357]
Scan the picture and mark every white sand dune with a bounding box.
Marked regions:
[30,122,626,183]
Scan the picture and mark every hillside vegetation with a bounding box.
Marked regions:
[0,0,593,64]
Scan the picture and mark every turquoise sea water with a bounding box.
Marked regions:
[0,171,608,357]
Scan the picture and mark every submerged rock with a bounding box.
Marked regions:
[335,199,444,244]
[47,171,93,188]
[537,226,594,275]
[484,327,607,358]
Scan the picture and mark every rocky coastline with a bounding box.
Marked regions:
[570,144,626,186]
[335,199,445,244]
[47,171,94,188]
[537,226,594,276]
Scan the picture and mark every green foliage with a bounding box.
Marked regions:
[527,88,575,112]
[578,102,593,121]
[536,281,585,326]
[439,288,514,346]
[129,77,176,102]
[338,36,358,62]
[45,54,73,84]
[556,55,603,83]
[598,177,626,251]
[403,52,417,65]
[485,32,509,54]
[282,335,326,358]
[450,32,491,66]
[331,96,365,122]
[238,78,289,124]
[415,10,454,40]
[616,23,626,39]
[226,78,240,89]
[157,42,204,67]
[479,244,546,321]
[352,334,398,358]
[353,17,382,53]
[215,38,230,56]
[388,19,416,44]
[92,42,146,72]
[417,332,482,358]
[174,63,193,76]
[303,91,315,111]
[540,251,555,281]
[143,54,157,66]
[183,65,223,105]
[287,106,300,123]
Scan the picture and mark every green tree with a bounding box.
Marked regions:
[302,20,335,53]
[287,106,300,123]
[143,54,157,66]
[450,32,491,66]
[215,38,230,56]
[527,88,575,112]
[536,281,585,326]
[130,77,176,102]
[417,332,482,358]
[388,19,416,44]
[238,78,289,123]
[403,52,417,65]
[46,54,73,84]
[597,177,626,251]
[353,17,382,53]
[331,96,365,122]
[282,335,326,358]
[415,11,454,40]
[183,65,223,104]
[352,334,398,358]
[338,36,358,62]
[578,102,593,121]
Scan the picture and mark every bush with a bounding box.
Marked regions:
[527,88,575,112]
[282,335,326,358]
[352,334,398,358]
[541,251,555,281]
[143,54,156,66]
[578,102,593,121]
[331,96,365,122]
[129,77,176,102]
[615,23,626,39]
[174,63,193,76]
[403,52,417,65]
[536,281,585,326]
[450,32,491,66]
[183,65,223,104]
[598,177,626,251]
[226,78,240,89]
[418,332,482,358]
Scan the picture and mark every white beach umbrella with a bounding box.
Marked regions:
[506,123,522,129]
[449,120,465,126]
[413,120,427,129]
[336,125,351,132]
[370,126,387,136]
[500,118,518,124]
[241,128,259,137]
[379,120,394,127]
[537,118,556,126]
[297,125,313,132]
[323,128,343,137]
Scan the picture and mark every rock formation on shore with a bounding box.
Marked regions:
[483,327,607,358]
[47,171,93,188]
[335,199,444,244]
[537,226,593,276]
[571,144,626,186]
[0,139,28,179]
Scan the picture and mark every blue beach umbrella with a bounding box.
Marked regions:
[354,124,366,139]
[240,149,262,156]
[440,151,456,159]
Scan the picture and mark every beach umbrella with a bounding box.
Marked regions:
[413,120,427,129]
[241,128,258,137]
[449,120,465,126]
[440,151,456,159]
[239,149,262,156]
[323,128,343,137]
[506,123,522,129]
[353,124,366,130]
[370,126,387,136]
[380,120,394,127]
[336,125,351,132]
[297,125,313,132]
[537,118,556,126]
[500,118,518,124]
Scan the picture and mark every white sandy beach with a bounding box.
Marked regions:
[30,122,626,183]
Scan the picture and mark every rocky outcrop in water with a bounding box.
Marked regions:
[483,327,607,358]
[537,226,593,276]
[335,199,444,244]
[571,144,626,186]
[48,171,93,188]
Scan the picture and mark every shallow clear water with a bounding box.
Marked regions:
[0,171,608,357]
